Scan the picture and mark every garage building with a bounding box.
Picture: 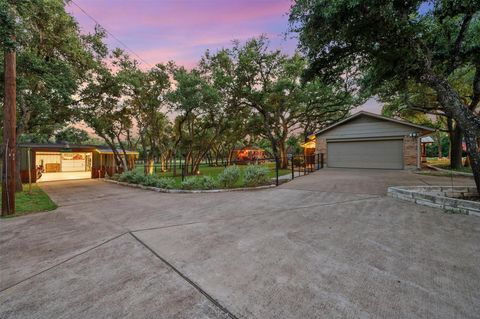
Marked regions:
[306,112,435,170]
[19,143,138,183]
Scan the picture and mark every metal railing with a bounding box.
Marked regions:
[289,153,324,180]
[135,153,324,186]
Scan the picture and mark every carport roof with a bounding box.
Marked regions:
[19,143,138,154]
[310,111,435,139]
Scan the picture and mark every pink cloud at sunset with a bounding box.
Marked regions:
[67,0,297,68]
[67,0,381,113]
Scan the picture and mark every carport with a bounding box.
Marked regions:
[19,143,138,183]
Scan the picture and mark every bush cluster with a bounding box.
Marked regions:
[217,165,241,188]
[181,176,217,190]
[111,164,272,190]
[243,165,270,187]
[112,171,175,189]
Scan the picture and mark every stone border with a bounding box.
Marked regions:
[388,186,480,217]
[104,179,276,193]
[425,164,474,177]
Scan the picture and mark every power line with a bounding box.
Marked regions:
[70,0,153,68]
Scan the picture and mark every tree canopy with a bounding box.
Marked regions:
[290,0,480,191]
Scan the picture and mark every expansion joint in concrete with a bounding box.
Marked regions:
[128,231,239,319]
[0,232,130,294]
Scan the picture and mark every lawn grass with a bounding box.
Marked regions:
[134,162,291,188]
[0,184,57,218]
[426,157,473,174]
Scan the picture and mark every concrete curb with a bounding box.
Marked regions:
[425,164,474,177]
[104,179,276,193]
[388,186,480,217]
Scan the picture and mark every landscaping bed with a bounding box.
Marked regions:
[133,162,290,187]
[110,164,282,192]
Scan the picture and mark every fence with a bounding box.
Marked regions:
[135,153,324,186]
[289,153,324,180]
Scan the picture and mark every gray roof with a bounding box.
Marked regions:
[421,136,434,143]
[19,143,138,154]
[312,111,435,138]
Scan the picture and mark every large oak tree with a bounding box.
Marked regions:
[290,0,480,192]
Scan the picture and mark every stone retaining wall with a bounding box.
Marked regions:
[388,186,480,217]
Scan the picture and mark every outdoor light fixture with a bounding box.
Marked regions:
[409,132,419,138]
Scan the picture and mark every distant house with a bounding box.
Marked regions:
[19,143,138,183]
[232,146,266,164]
[304,111,435,170]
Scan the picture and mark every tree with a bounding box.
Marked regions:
[168,66,224,175]
[225,37,357,168]
[377,68,476,169]
[55,127,90,144]
[290,0,480,192]
[198,49,252,165]
[300,78,358,139]
[79,51,134,171]
[115,55,173,174]
[1,0,106,190]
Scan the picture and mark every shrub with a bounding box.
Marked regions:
[110,173,121,181]
[199,176,217,190]
[154,178,176,189]
[181,175,218,190]
[142,175,158,187]
[118,171,144,184]
[180,177,197,190]
[243,165,270,187]
[217,165,240,188]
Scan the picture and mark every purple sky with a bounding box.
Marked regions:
[67,0,381,113]
[68,0,297,68]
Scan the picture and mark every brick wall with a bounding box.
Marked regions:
[315,137,327,165]
[403,137,418,169]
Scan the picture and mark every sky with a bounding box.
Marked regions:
[67,0,297,69]
[67,0,381,113]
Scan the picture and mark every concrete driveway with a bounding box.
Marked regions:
[1,169,479,318]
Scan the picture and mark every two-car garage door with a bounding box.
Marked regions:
[327,139,404,169]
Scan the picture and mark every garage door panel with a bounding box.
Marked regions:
[327,139,403,169]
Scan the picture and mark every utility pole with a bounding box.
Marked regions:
[2,44,17,216]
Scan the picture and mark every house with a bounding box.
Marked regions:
[304,111,435,170]
[232,146,266,164]
[19,143,138,183]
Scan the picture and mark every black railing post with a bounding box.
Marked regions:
[275,155,279,186]
[303,154,306,175]
[291,156,294,180]
[181,158,185,181]
[321,153,324,168]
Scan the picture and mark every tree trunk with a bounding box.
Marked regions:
[464,132,480,192]
[436,131,442,159]
[424,73,480,193]
[146,156,154,175]
[450,124,463,169]
[173,150,177,177]
[278,141,288,169]
[423,73,480,136]
[464,155,470,167]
